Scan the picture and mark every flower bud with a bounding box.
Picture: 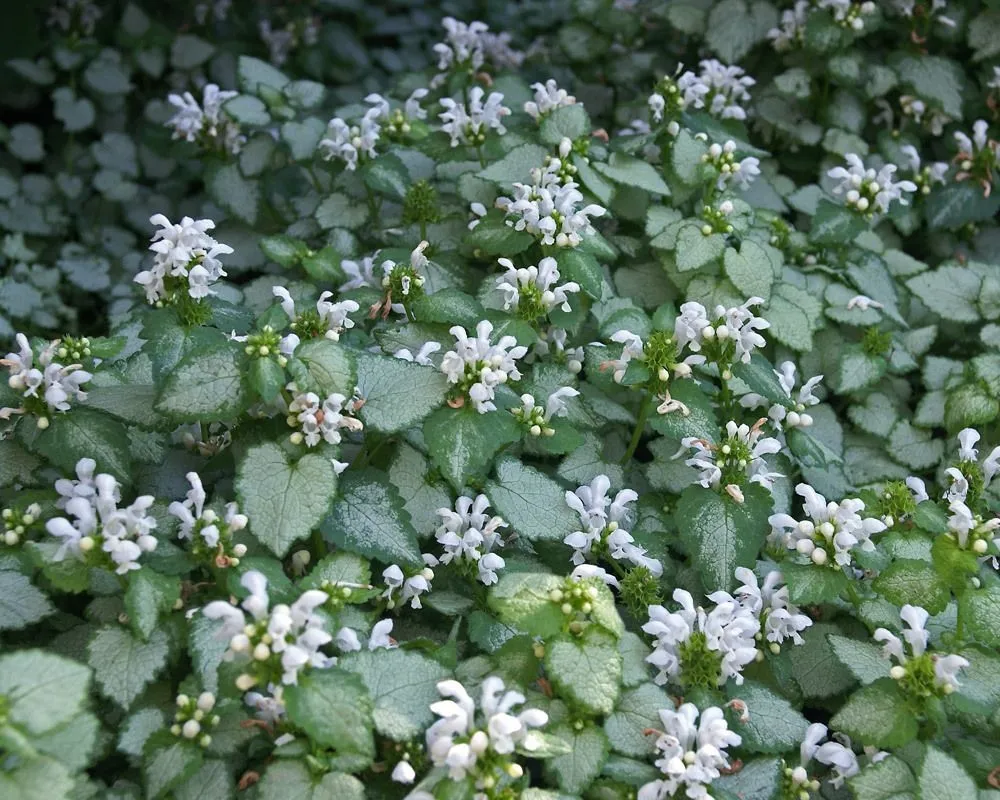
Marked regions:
[197,692,216,712]
[811,547,828,566]
[253,643,271,661]
[890,665,906,680]
[182,719,201,739]
[79,536,95,552]
[233,543,248,557]
[973,539,988,554]
[235,673,257,691]
[469,730,489,754]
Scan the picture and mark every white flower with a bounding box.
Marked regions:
[643,588,760,687]
[702,139,760,190]
[800,724,859,789]
[769,483,887,567]
[1,334,92,421]
[317,105,382,170]
[271,285,359,341]
[435,495,507,586]
[638,703,741,800]
[768,1,809,50]
[944,466,969,504]
[683,419,782,492]
[339,253,380,291]
[946,499,1000,552]
[54,457,98,508]
[496,165,606,248]
[135,214,232,304]
[846,294,884,312]
[514,387,579,436]
[169,471,247,552]
[712,567,813,646]
[682,297,768,363]
[383,559,436,609]
[899,145,949,190]
[669,59,755,121]
[394,341,441,366]
[534,327,584,373]
[286,384,363,447]
[828,153,918,215]
[439,88,511,147]
[166,84,244,154]
[245,688,286,724]
[605,330,645,384]
[495,256,580,315]
[431,17,523,78]
[741,361,822,429]
[439,320,527,413]
[524,79,577,120]
[426,676,546,781]
[391,761,416,784]
[874,604,969,693]
[571,563,620,589]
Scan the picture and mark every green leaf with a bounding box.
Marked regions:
[705,0,777,62]
[830,678,919,748]
[873,559,950,614]
[88,626,169,710]
[282,118,327,161]
[945,383,999,431]
[848,755,916,800]
[144,735,203,799]
[725,681,809,754]
[0,439,39,487]
[546,724,609,794]
[545,629,622,716]
[489,572,565,639]
[781,563,848,605]
[468,212,535,255]
[724,240,774,301]
[315,192,369,230]
[423,406,521,491]
[284,668,375,764]
[768,283,822,352]
[170,34,214,69]
[892,54,964,118]
[539,105,592,145]
[30,408,131,485]
[173,760,235,800]
[0,649,91,735]
[0,757,73,800]
[292,339,356,396]
[676,484,771,592]
[918,746,977,800]
[603,682,671,757]
[321,469,422,568]
[355,352,448,434]
[907,266,982,323]
[557,249,603,299]
[959,587,1000,648]
[887,420,944,470]
[828,634,891,685]
[339,648,449,740]
[479,143,549,184]
[732,355,789,404]
[387,442,452,534]
[235,442,336,557]
[675,224,726,272]
[363,151,410,199]
[222,95,269,125]
[237,55,289,94]
[670,129,708,186]
[124,570,180,641]
[412,289,485,328]
[302,551,371,593]
[838,345,887,393]
[593,153,670,196]
[810,199,867,245]
[485,457,581,543]
[789,623,857,699]
[257,762,364,800]
[118,707,167,758]
[250,357,285,404]
[283,80,325,109]
[259,234,308,266]
[156,343,248,421]
[206,163,259,225]
[0,568,54,630]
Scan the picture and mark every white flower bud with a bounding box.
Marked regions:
[799,413,813,427]
[235,673,257,691]
[233,543,248,557]
[230,634,250,652]
[791,766,808,785]
[973,539,988,554]
[795,538,815,556]
[470,730,489,754]
[890,665,906,680]
[197,692,216,712]
[79,536,95,552]
[811,547,828,566]
[36,417,49,430]
[182,719,201,739]
[253,643,271,661]
[786,411,801,427]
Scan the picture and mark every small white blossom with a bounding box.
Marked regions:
[768,1,809,50]
[394,341,441,366]
[874,604,969,694]
[643,589,760,687]
[48,0,102,34]
[524,79,577,120]
[339,253,380,291]
[168,472,247,556]
[638,703,741,800]
[435,495,507,586]
[439,320,527,413]
[271,285,360,341]
[534,327,584,374]
[605,330,645,383]
[383,558,436,609]
[711,567,813,646]
[166,84,244,154]
[286,383,364,447]
[439,88,510,147]
[1,334,92,424]
[892,0,954,26]
[818,0,877,30]
[800,724,860,789]
[431,17,523,80]
[703,139,761,190]
[683,419,783,492]
[946,499,1000,553]
[513,387,579,437]
[899,145,948,194]
[906,476,929,504]
[740,361,822,430]
[677,297,769,363]
[660,59,753,122]
[135,214,233,304]
[317,105,382,171]
[828,153,918,215]
[495,256,580,315]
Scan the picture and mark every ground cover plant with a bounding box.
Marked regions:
[2,0,1000,798]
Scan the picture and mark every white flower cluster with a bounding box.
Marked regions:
[135,214,233,304]
[649,60,754,122]
[45,458,158,574]
[431,17,524,80]
[768,1,809,50]
[383,558,437,609]
[564,475,663,576]
[513,387,579,437]
[643,587,760,687]
[258,16,320,67]
[340,252,380,291]
[741,361,822,430]
[495,256,580,316]
[702,139,762,190]
[683,419,783,495]
[828,153,918,215]
[169,472,248,562]
[524,79,577,120]
[1,333,92,426]
[818,0,876,30]
[534,327,584,374]
[425,676,547,783]
[166,84,244,155]
[798,724,861,790]
[874,604,968,694]
[317,91,428,171]
[892,0,954,27]
[900,145,948,195]
[675,297,770,366]
[439,88,511,147]
[286,384,364,447]
[272,285,360,344]
[435,495,507,585]
[496,149,606,248]
[440,320,528,413]
[48,0,102,35]
[712,567,813,650]
[769,483,887,568]
[637,703,741,800]
[203,570,334,687]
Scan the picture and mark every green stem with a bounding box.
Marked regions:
[844,580,862,607]
[311,527,328,560]
[620,393,652,465]
[475,145,486,168]
[419,218,428,243]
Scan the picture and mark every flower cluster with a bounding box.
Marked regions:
[169,472,248,568]
[439,88,511,148]
[512,387,578,437]
[819,0,876,30]
[258,15,319,67]
[534,327,584,374]
[45,458,158,574]
[372,241,430,319]
[285,383,364,447]
[701,139,761,190]
[769,483,887,568]
[712,567,813,652]
[317,106,380,171]
[675,297,770,369]
[272,285,359,344]
[135,214,233,305]
[643,587,760,688]
[899,145,948,196]
[683,419,783,497]
[524,79,577,121]
[875,605,968,697]
[637,703,741,800]
[944,427,1000,509]
[169,692,219,748]
[424,677,547,788]
[495,256,579,320]
[165,84,244,155]
[768,1,809,50]
[741,361,822,430]
[203,571,334,688]
[440,320,527,413]
[2,503,41,547]
[650,59,755,122]
[431,16,523,80]
[564,475,663,576]
[954,119,999,196]
[1,333,92,427]
[793,724,861,791]
[383,558,436,609]
[434,495,507,586]
[828,153,918,215]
